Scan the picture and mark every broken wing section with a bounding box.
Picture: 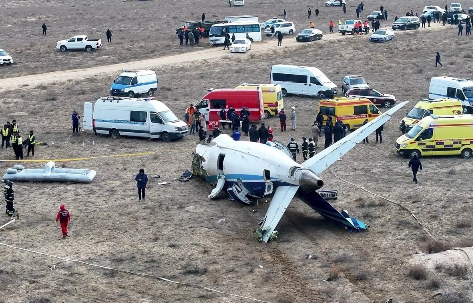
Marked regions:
[296,190,366,231]
[257,185,299,243]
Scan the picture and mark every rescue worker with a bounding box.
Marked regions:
[400,120,407,134]
[279,109,287,131]
[324,124,333,148]
[27,130,35,156]
[311,121,320,147]
[185,30,189,45]
[212,126,221,138]
[202,13,206,23]
[232,127,241,141]
[458,22,463,36]
[267,126,274,141]
[329,20,334,33]
[194,29,200,45]
[364,20,369,34]
[436,52,442,67]
[218,107,227,129]
[72,111,80,134]
[42,23,47,35]
[333,122,343,143]
[178,30,184,46]
[301,137,309,160]
[258,123,269,144]
[249,125,259,142]
[186,104,196,127]
[287,138,299,161]
[408,154,422,184]
[11,120,18,134]
[290,107,296,130]
[277,31,283,46]
[308,138,316,158]
[4,180,15,216]
[55,204,71,239]
[240,106,250,118]
[135,168,148,201]
[1,124,9,149]
[362,119,369,143]
[11,132,18,159]
[106,29,112,43]
[316,111,324,129]
[227,106,236,129]
[189,30,195,46]
[232,113,241,130]
[241,113,250,136]
[376,124,384,143]
[198,125,206,142]
[223,33,230,50]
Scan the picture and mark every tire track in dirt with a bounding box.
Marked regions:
[0,23,446,94]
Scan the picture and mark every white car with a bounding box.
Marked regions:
[260,18,285,29]
[422,5,446,14]
[0,49,13,65]
[264,22,295,36]
[325,0,346,6]
[230,39,251,53]
[450,3,463,13]
[369,28,395,42]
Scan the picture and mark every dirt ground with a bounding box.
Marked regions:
[1,1,473,303]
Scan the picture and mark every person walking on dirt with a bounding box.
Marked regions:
[290,107,296,130]
[277,31,283,46]
[427,14,432,27]
[223,33,230,50]
[258,123,269,144]
[408,154,422,184]
[42,23,47,35]
[15,133,23,160]
[343,4,346,14]
[375,124,383,143]
[301,137,309,160]
[135,169,148,201]
[362,119,369,143]
[106,29,112,42]
[229,0,232,7]
[436,52,443,67]
[4,180,15,216]
[278,109,287,131]
[56,204,71,239]
[202,13,206,23]
[329,20,334,33]
[178,31,184,46]
[315,8,319,17]
[308,8,311,19]
[27,130,35,157]
[1,124,9,149]
[284,9,287,19]
[72,111,80,134]
[458,22,463,36]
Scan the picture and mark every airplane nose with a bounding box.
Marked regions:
[298,170,324,192]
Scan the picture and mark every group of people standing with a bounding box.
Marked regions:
[1,120,36,159]
[178,26,204,46]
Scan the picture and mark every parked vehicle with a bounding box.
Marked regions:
[422,5,446,14]
[369,28,395,42]
[296,29,323,42]
[318,97,381,131]
[346,88,396,108]
[448,13,469,24]
[400,98,462,131]
[233,0,244,6]
[209,21,262,45]
[83,97,187,142]
[225,15,258,23]
[341,75,369,94]
[264,22,295,36]
[468,5,473,14]
[449,3,463,13]
[260,18,285,29]
[0,49,13,65]
[429,76,473,113]
[110,70,158,98]
[175,20,224,37]
[367,11,384,20]
[230,39,252,53]
[338,20,362,35]
[396,115,473,159]
[325,0,346,6]
[195,88,264,123]
[270,65,337,98]
[391,16,420,30]
[235,84,284,118]
[56,35,102,52]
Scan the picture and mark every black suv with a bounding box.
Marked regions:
[392,16,420,30]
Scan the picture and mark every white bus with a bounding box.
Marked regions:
[234,0,244,6]
[209,21,262,45]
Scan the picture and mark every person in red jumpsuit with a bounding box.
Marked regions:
[55,204,71,239]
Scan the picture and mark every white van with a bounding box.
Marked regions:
[429,76,473,113]
[270,65,338,98]
[233,0,244,6]
[83,97,187,142]
[110,70,158,98]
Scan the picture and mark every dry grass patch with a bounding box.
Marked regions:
[408,265,428,280]
[437,291,470,303]
[420,236,452,254]
[327,266,341,281]
[444,264,468,279]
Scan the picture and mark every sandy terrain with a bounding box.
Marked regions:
[1,1,473,303]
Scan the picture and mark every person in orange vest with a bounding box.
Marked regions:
[310,21,314,28]
[183,25,187,32]
[329,20,334,33]
[186,104,196,127]
[55,204,71,239]
[353,22,358,35]
[364,20,369,34]
[199,26,204,39]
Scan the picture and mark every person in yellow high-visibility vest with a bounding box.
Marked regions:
[11,120,18,134]
[1,124,10,148]
[10,132,18,159]
[27,130,35,157]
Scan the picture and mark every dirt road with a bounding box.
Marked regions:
[0,24,444,93]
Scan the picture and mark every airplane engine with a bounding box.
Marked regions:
[295,169,324,192]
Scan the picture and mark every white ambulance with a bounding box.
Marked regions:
[429,76,473,113]
[110,70,158,98]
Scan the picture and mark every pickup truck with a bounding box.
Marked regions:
[56,35,102,52]
[338,20,361,35]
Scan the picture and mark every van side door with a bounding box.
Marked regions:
[353,104,368,128]
[210,99,226,123]
[415,128,434,156]
[294,74,308,95]
[309,76,322,96]
[129,110,148,137]
[149,112,164,139]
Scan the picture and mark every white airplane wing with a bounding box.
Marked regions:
[302,101,408,174]
[259,185,299,243]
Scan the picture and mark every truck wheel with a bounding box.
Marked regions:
[409,150,421,159]
[281,89,288,97]
[85,46,92,52]
[147,89,154,97]
[383,100,392,108]
[461,148,472,159]
[289,29,294,35]
[60,45,67,52]
[128,91,135,98]
[161,132,171,142]
[341,32,346,35]
[110,129,120,139]
[318,92,326,99]
[344,124,350,132]
[264,110,271,119]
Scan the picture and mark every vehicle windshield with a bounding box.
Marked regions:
[406,108,427,119]
[209,26,223,36]
[396,17,409,23]
[370,12,378,15]
[463,87,473,98]
[114,76,132,85]
[185,22,197,28]
[346,20,355,24]
[233,40,246,44]
[273,23,283,28]
[159,110,179,123]
[0,51,7,56]
[349,78,366,85]
[374,30,386,35]
[301,29,313,34]
[405,125,423,139]
[452,4,460,7]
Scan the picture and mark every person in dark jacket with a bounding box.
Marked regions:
[315,8,319,16]
[231,33,236,43]
[227,106,235,129]
[106,29,112,42]
[376,124,384,143]
[212,126,221,138]
[4,180,15,216]
[362,119,369,143]
[72,111,80,134]
[400,120,407,134]
[240,106,250,118]
[233,114,241,130]
[324,124,333,148]
[279,110,287,131]
[198,126,206,142]
[258,123,269,144]
[185,30,189,45]
[436,52,442,67]
[427,14,432,27]
[316,111,324,130]
[223,33,230,50]
[178,31,184,46]
[408,154,422,184]
[42,23,47,35]
[241,114,250,136]
[287,138,299,161]
[333,122,343,143]
[194,29,200,45]
[308,138,316,157]
[277,31,283,46]
[249,125,259,142]
[301,137,309,160]
[219,108,227,129]
[135,169,148,201]
[202,13,206,22]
